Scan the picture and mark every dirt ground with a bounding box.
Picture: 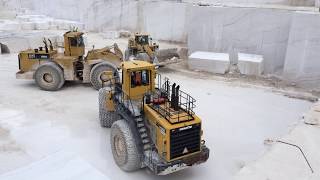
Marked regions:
[0,49,313,180]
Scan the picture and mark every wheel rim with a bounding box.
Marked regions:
[99,71,115,86]
[114,135,126,157]
[100,71,111,82]
[43,73,53,83]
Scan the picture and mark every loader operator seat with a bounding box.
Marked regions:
[130,70,149,88]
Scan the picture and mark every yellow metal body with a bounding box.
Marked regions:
[144,106,202,162]
[17,30,123,82]
[17,48,79,80]
[86,43,123,67]
[121,60,156,100]
[119,60,204,163]
[128,33,159,61]
[63,31,85,57]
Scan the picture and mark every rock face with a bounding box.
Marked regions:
[182,0,315,6]
[283,12,320,90]
[188,51,230,74]
[187,5,292,74]
[1,0,320,89]
[237,53,264,75]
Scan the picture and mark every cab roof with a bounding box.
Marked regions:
[121,60,155,70]
[64,31,84,37]
[134,32,149,36]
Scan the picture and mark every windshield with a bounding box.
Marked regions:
[70,36,84,47]
[131,70,149,88]
[136,35,149,45]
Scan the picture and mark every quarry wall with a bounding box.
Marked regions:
[0,0,320,89]
[283,12,320,89]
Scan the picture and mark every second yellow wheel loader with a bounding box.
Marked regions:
[16,30,123,91]
[124,33,159,64]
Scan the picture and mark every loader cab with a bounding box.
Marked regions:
[121,60,156,100]
[63,31,85,57]
[135,34,149,45]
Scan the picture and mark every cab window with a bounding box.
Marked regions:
[69,37,84,47]
[131,70,149,88]
[136,36,149,45]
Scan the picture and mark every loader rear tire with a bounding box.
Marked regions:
[34,62,64,91]
[99,87,118,128]
[111,120,142,172]
[90,62,119,90]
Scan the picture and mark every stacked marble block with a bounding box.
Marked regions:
[188,51,264,75]
[188,51,230,74]
[238,53,264,75]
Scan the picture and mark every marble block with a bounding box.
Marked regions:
[238,53,264,75]
[21,22,36,30]
[35,21,50,30]
[0,20,21,31]
[188,51,230,74]
[101,31,120,39]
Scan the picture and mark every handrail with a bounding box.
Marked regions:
[148,74,196,123]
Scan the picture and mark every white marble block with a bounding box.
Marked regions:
[35,21,50,30]
[237,53,264,75]
[101,31,120,39]
[21,22,36,30]
[188,51,230,74]
[0,20,21,31]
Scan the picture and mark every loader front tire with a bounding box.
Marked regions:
[34,62,64,91]
[99,87,118,128]
[90,62,118,90]
[111,120,142,172]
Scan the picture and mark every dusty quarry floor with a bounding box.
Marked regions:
[0,51,313,180]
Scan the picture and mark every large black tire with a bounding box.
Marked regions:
[99,87,119,128]
[90,62,119,90]
[34,62,65,91]
[111,120,142,172]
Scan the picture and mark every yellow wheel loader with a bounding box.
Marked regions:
[124,33,159,64]
[98,60,210,175]
[16,30,123,91]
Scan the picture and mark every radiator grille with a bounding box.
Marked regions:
[170,123,201,160]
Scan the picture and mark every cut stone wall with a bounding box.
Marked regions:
[182,0,315,6]
[283,12,320,89]
[83,0,138,32]
[138,1,188,42]
[187,5,292,74]
[1,0,320,89]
